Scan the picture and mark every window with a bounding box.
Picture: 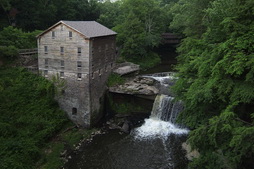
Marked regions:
[60,72,64,78]
[45,59,48,68]
[77,73,82,80]
[77,61,82,68]
[44,46,48,54]
[44,70,48,77]
[60,60,64,67]
[77,47,81,56]
[52,31,55,38]
[72,108,77,115]
[60,47,64,54]
[61,25,64,31]
[69,31,72,38]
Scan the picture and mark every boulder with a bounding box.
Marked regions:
[113,62,140,76]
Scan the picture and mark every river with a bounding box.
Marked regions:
[64,45,189,169]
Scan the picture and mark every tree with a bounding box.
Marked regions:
[171,0,254,168]
[0,26,41,59]
[0,0,101,31]
[113,0,166,68]
[97,0,122,29]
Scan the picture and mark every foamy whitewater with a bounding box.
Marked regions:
[133,118,189,140]
[133,95,189,140]
[142,72,178,85]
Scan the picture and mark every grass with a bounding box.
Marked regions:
[107,73,126,87]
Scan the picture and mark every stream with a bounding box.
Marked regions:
[64,95,189,169]
[64,46,189,169]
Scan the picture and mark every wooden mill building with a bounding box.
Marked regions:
[37,21,117,127]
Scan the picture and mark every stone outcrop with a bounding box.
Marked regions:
[109,77,158,96]
[182,142,200,161]
[113,62,140,76]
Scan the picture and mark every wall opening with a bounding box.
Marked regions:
[72,108,77,115]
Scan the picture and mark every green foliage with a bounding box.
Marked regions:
[0,26,41,49]
[62,127,96,149]
[0,45,18,58]
[130,51,161,70]
[0,26,41,59]
[97,0,122,29]
[50,73,67,97]
[42,142,64,169]
[0,0,101,31]
[113,0,166,64]
[107,73,125,87]
[171,0,254,168]
[41,125,97,169]
[0,67,68,169]
[108,95,146,115]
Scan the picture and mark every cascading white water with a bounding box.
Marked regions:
[133,95,189,140]
[142,72,177,86]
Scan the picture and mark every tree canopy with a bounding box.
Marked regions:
[171,0,254,168]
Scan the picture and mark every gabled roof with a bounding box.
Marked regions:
[36,20,117,38]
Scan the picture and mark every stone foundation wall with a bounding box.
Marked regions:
[89,36,116,125]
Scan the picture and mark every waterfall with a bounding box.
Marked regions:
[133,95,189,140]
[142,72,177,86]
[151,95,183,123]
[142,72,177,95]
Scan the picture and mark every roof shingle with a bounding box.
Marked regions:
[62,21,117,38]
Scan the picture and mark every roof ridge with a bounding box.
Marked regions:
[37,20,117,39]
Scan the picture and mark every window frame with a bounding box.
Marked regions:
[69,31,72,38]
[44,46,48,54]
[52,31,55,38]
[60,47,64,54]
[60,71,64,78]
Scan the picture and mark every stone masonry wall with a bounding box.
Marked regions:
[89,36,116,125]
[38,23,91,127]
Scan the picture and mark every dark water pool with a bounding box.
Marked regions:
[64,129,188,169]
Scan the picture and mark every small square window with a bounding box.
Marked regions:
[52,31,55,38]
[60,72,64,78]
[77,61,82,68]
[69,31,72,38]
